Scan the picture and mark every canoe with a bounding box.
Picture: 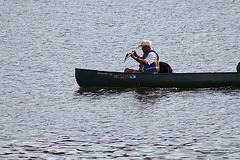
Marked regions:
[75,68,240,88]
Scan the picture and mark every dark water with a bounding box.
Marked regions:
[1,0,240,159]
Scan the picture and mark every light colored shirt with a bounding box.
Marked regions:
[145,52,158,65]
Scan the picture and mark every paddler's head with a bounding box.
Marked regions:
[138,40,152,53]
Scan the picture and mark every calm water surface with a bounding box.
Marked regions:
[0,0,240,159]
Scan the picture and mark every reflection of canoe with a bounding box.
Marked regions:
[75,68,240,88]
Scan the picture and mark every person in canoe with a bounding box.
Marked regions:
[124,40,159,74]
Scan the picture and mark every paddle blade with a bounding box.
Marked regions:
[124,53,131,63]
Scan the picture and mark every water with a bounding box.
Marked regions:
[1,0,240,159]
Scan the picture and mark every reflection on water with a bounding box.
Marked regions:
[76,86,240,106]
[77,87,176,104]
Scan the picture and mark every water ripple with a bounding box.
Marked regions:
[1,0,240,159]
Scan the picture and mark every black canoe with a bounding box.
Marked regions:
[75,68,240,88]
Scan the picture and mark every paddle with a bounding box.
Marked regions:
[124,53,131,62]
[124,52,132,63]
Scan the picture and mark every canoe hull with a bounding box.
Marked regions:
[75,68,240,88]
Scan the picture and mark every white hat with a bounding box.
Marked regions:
[138,40,152,47]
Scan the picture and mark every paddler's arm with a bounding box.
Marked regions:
[131,50,141,58]
[130,54,148,65]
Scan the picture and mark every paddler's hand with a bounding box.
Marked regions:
[130,53,137,60]
[130,50,147,65]
[130,50,139,59]
[131,50,138,57]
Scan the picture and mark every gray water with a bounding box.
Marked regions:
[1,0,240,159]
